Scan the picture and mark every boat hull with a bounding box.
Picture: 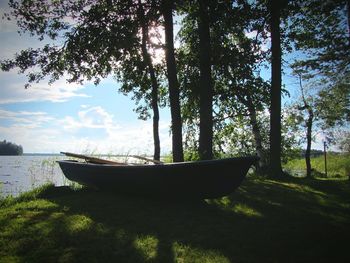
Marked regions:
[57,157,257,198]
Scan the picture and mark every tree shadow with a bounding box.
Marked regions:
[35,185,268,262]
[2,178,349,262]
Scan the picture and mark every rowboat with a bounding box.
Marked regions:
[57,155,257,199]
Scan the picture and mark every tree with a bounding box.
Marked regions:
[177,0,271,169]
[1,0,184,161]
[1,0,138,85]
[136,0,161,160]
[316,77,350,129]
[287,0,350,176]
[0,140,23,155]
[294,71,315,177]
[290,70,349,178]
[115,0,163,161]
[289,0,350,101]
[269,0,283,177]
[198,0,213,160]
[289,0,349,172]
[161,0,184,162]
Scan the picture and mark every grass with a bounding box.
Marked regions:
[284,153,350,178]
[0,177,350,262]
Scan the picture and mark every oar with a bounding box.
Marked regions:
[131,155,164,164]
[60,152,127,165]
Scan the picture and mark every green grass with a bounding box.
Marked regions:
[1,178,350,262]
[284,153,350,178]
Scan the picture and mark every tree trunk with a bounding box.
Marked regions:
[151,83,161,161]
[347,0,350,45]
[198,0,213,160]
[269,0,283,177]
[298,74,314,178]
[305,108,314,177]
[162,0,184,162]
[247,102,266,174]
[138,1,161,161]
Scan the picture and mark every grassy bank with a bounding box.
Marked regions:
[1,177,350,262]
[284,153,350,178]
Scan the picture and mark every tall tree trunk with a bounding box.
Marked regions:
[298,74,314,177]
[138,1,160,161]
[305,108,314,177]
[269,0,283,177]
[162,0,184,162]
[198,0,213,160]
[150,82,161,161]
[347,0,350,45]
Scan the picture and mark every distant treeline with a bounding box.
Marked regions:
[0,140,23,155]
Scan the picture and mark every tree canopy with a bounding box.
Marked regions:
[0,140,23,155]
[1,0,349,175]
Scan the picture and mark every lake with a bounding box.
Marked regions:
[0,154,149,197]
[0,155,68,197]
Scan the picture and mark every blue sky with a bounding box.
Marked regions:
[0,0,333,154]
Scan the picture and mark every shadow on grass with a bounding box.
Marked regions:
[1,177,350,262]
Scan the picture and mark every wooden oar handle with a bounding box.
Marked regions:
[60,152,126,165]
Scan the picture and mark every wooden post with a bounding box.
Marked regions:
[323,141,328,177]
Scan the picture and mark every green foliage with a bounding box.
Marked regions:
[177,0,272,160]
[0,140,23,155]
[316,77,350,129]
[208,107,301,163]
[287,1,349,177]
[289,0,349,133]
[1,0,140,86]
[288,0,349,81]
[1,178,350,262]
[183,149,200,162]
[1,0,349,165]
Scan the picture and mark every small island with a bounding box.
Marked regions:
[0,140,23,155]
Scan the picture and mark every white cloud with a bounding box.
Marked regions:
[0,124,69,153]
[0,4,18,33]
[57,105,172,155]
[0,106,172,154]
[0,109,49,118]
[0,71,89,104]
[78,106,114,128]
[0,16,17,33]
[0,108,54,128]
[0,16,90,105]
[59,106,117,131]
[58,118,172,155]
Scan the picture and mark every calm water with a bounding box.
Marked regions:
[0,155,148,197]
[0,155,68,197]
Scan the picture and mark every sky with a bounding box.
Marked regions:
[0,0,333,154]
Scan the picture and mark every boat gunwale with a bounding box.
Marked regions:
[57,156,258,168]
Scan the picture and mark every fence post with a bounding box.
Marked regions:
[323,141,328,177]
